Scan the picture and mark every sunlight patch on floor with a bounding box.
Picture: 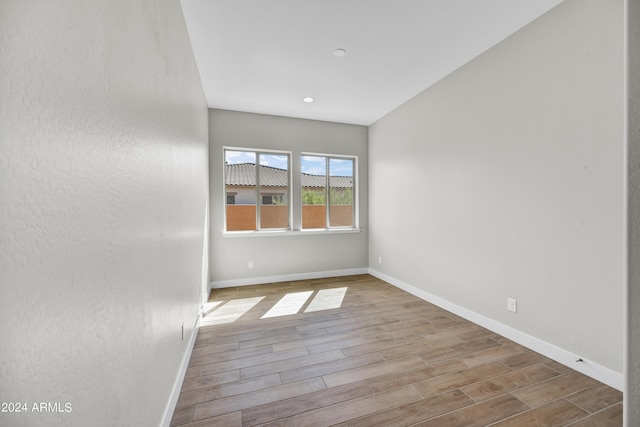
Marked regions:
[304,287,348,313]
[203,296,265,325]
[261,291,314,319]
[202,301,224,316]
[203,287,350,325]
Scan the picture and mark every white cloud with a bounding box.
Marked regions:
[301,155,327,175]
[302,155,325,163]
[225,150,256,164]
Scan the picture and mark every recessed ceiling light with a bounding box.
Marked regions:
[303,97,314,103]
[333,48,347,57]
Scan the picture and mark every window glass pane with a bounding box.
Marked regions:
[225,150,256,231]
[329,158,354,227]
[301,156,327,229]
[259,153,289,229]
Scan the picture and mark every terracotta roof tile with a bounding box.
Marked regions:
[225,163,352,188]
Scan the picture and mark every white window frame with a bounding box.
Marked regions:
[222,147,360,237]
[301,152,358,230]
[223,147,292,233]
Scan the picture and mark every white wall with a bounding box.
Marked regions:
[627,0,640,423]
[369,0,624,377]
[0,1,209,426]
[210,109,368,285]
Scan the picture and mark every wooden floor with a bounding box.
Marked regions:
[171,275,622,427]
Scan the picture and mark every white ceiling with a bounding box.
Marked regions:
[180,0,564,126]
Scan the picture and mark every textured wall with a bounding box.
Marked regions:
[0,1,208,426]
[210,110,368,283]
[369,0,624,374]
[628,0,640,423]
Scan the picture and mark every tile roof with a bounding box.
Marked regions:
[225,163,352,188]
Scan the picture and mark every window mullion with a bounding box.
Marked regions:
[256,152,261,231]
[287,154,292,230]
[351,159,356,228]
[325,157,330,228]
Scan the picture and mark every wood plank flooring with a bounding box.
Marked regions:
[170,275,622,427]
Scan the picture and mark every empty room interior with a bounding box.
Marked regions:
[2,0,640,426]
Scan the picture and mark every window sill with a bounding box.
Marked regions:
[222,228,361,238]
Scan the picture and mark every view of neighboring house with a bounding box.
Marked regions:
[224,162,353,205]
[225,163,354,230]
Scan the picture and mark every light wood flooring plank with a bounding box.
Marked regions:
[179,411,242,427]
[376,335,464,360]
[191,377,326,421]
[289,385,422,426]
[567,403,623,427]
[192,340,238,356]
[322,354,427,388]
[417,336,502,363]
[412,394,529,427]
[490,399,588,427]
[175,373,281,408]
[339,389,474,427]
[564,383,623,413]
[279,352,385,384]
[239,349,345,379]
[500,349,553,370]
[511,371,599,408]
[411,362,513,398]
[270,328,359,353]
[457,343,532,368]
[364,358,468,394]
[238,327,327,350]
[187,344,273,367]
[170,275,622,427]
[179,370,240,393]
[339,333,430,359]
[304,334,380,355]
[241,381,375,426]
[199,347,309,375]
[461,363,561,402]
[170,406,193,427]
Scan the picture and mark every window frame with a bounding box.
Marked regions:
[301,152,358,230]
[223,147,292,233]
[222,147,360,237]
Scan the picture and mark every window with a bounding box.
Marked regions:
[224,149,290,231]
[224,148,357,234]
[301,154,355,229]
[261,194,284,205]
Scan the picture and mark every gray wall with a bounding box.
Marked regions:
[210,109,368,284]
[369,0,624,374]
[628,0,640,423]
[0,1,209,426]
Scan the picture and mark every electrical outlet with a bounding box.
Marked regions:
[181,323,185,340]
[248,261,254,269]
[507,298,517,313]
[378,256,382,264]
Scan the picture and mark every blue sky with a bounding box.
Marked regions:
[302,155,353,177]
[225,150,353,177]
[225,150,256,164]
[225,151,288,168]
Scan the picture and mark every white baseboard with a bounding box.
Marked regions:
[368,268,624,391]
[209,267,369,290]
[160,313,200,427]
